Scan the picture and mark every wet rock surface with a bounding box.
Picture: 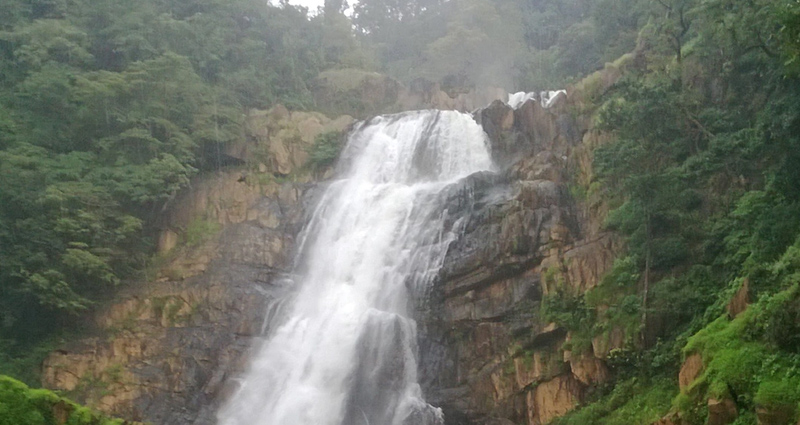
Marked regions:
[419,95,618,425]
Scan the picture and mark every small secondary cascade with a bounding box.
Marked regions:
[217,110,494,425]
[507,90,567,109]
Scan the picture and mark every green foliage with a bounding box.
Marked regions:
[306,131,345,172]
[567,0,800,422]
[551,377,676,425]
[680,285,800,416]
[541,288,592,333]
[0,338,61,387]
[0,0,354,364]
[0,375,124,425]
[540,265,596,354]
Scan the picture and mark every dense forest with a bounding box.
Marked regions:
[1,0,800,423]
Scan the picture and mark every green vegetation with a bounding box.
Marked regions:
[552,378,677,425]
[0,375,125,425]
[0,0,356,377]
[306,131,344,173]
[549,0,800,422]
[1,0,800,423]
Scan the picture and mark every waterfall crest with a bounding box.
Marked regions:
[217,110,493,425]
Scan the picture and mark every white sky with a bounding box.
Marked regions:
[266,0,324,14]
[290,0,325,11]
[267,0,357,17]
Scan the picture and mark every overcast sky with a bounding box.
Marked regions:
[286,0,325,13]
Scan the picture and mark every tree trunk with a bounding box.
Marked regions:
[641,211,651,346]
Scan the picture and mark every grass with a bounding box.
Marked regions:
[551,377,676,425]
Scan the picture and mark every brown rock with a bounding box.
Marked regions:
[482,419,516,425]
[52,401,73,425]
[569,354,610,386]
[563,235,617,293]
[158,230,179,254]
[514,350,564,390]
[726,278,750,319]
[591,327,625,359]
[757,406,796,425]
[516,100,559,152]
[601,63,623,92]
[528,375,584,425]
[707,398,738,425]
[652,413,684,425]
[269,104,289,122]
[679,353,703,390]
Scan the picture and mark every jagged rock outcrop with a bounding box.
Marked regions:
[756,406,797,425]
[726,278,750,319]
[231,105,354,176]
[707,398,738,425]
[419,90,621,424]
[679,353,703,391]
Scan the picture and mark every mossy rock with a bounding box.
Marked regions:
[0,375,130,425]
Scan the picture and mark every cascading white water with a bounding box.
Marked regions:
[507,90,567,109]
[217,110,494,425]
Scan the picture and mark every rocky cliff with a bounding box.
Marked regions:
[40,107,352,424]
[419,83,623,425]
[41,63,630,425]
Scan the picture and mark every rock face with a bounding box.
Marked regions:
[236,105,355,176]
[43,77,623,424]
[39,106,339,424]
[707,398,738,425]
[41,173,311,424]
[418,94,620,424]
[726,278,750,319]
[679,353,703,391]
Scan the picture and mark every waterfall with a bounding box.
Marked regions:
[217,110,494,425]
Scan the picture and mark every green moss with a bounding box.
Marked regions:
[150,296,191,326]
[503,359,516,376]
[305,131,344,173]
[103,364,124,384]
[677,284,800,418]
[184,218,222,247]
[0,375,125,425]
[568,182,588,201]
[755,379,800,409]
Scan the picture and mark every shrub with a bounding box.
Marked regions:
[0,375,124,425]
[306,131,344,172]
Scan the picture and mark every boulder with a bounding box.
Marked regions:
[756,406,796,425]
[527,375,584,425]
[707,398,738,425]
[569,354,610,386]
[679,353,703,391]
[726,278,750,319]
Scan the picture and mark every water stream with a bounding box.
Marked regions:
[217,110,493,425]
